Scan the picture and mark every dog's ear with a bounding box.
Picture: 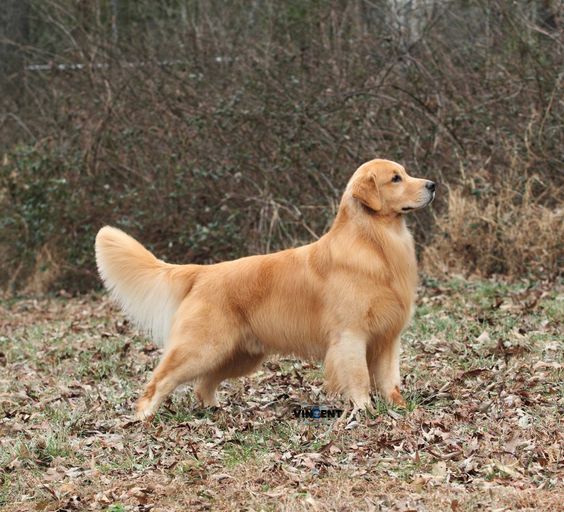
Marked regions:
[352,175,381,212]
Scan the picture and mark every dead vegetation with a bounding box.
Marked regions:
[1,1,562,292]
[0,3,561,510]
[423,170,563,279]
[1,278,562,511]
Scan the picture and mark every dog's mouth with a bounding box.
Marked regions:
[401,192,435,213]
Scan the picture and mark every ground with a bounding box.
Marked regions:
[0,277,562,511]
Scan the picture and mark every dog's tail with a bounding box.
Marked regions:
[95,226,197,346]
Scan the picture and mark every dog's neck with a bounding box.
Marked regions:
[325,201,417,290]
[330,200,409,243]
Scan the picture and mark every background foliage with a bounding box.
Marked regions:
[0,0,562,293]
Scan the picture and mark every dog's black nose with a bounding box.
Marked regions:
[426,181,436,192]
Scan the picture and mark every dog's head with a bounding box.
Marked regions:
[346,159,435,216]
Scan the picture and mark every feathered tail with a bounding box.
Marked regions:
[95,226,197,346]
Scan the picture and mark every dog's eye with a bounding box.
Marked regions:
[391,174,402,183]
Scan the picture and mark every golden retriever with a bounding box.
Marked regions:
[95,159,435,420]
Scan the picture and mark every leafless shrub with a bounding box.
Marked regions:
[0,0,561,292]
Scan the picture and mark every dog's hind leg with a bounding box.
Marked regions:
[194,351,265,407]
[136,341,225,420]
[136,305,241,421]
[324,331,371,410]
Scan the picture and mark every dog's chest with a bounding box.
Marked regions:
[364,233,417,336]
[362,284,415,333]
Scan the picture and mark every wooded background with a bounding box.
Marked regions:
[0,0,562,293]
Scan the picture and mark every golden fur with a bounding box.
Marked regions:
[95,159,435,420]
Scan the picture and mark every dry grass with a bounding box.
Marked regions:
[1,277,562,511]
[423,171,563,279]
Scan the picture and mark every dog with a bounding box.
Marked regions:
[95,159,435,420]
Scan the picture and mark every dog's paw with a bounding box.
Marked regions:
[136,398,156,423]
[196,395,219,408]
[194,387,219,408]
[334,401,374,430]
[388,386,407,408]
[135,410,155,423]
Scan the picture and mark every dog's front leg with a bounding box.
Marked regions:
[370,336,406,407]
[324,331,371,410]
